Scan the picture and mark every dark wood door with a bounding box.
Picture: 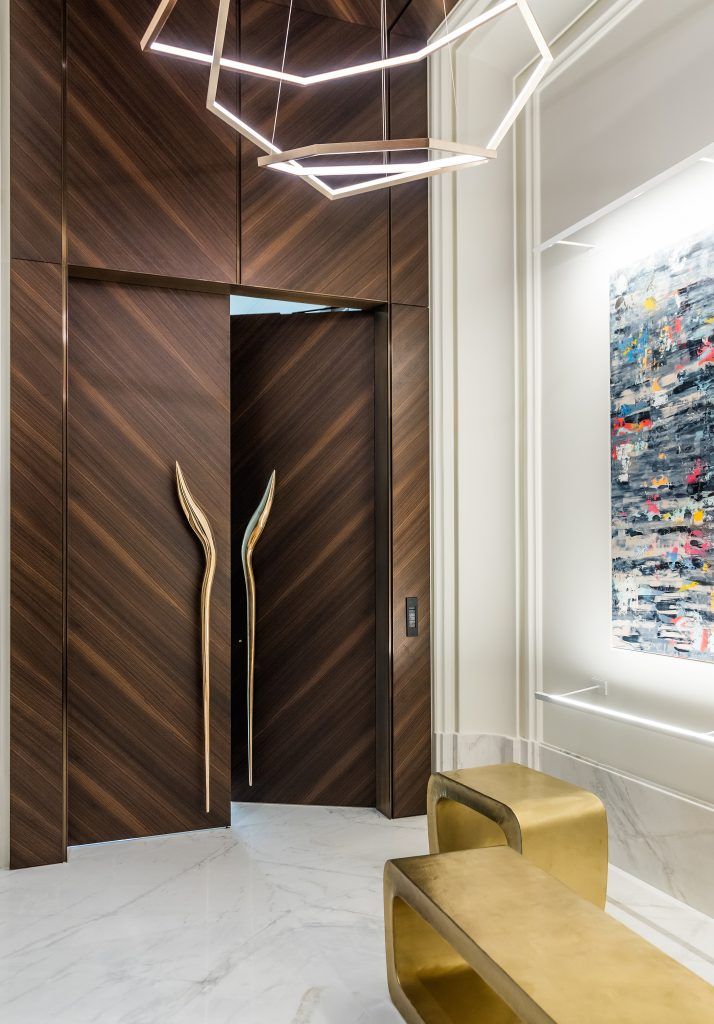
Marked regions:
[67,279,231,845]
[232,312,376,805]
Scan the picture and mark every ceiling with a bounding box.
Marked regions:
[266,0,411,31]
[265,0,596,44]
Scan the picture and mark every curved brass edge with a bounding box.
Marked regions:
[241,471,276,787]
[176,462,217,814]
[426,766,609,908]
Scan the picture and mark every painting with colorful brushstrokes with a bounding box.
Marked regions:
[610,231,713,662]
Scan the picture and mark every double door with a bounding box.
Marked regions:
[67,285,377,844]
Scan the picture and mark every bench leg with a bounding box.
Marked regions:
[426,772,608,908]
[385,887,522,1023]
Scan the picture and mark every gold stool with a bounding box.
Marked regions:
[384,846,714,1024]
[427,763,607,907]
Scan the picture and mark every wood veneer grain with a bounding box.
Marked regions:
[268,0,408,29]
[10,0,63,263]
[239,0,389,301]
[10,260,65,868]
[388,30,429,308]
[390,302,431,816]
[66,0,238,283]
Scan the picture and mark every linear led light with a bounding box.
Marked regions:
[264,157,487,176]
[211,97,490,198]
[143,0,532,88]
[266,160,479,176]
[535,688,714,748]
[554,239,597,249]
[143,0,553,199]
[257,139,495,178]
[204,0,505,199]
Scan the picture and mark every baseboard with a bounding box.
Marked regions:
[437,732,714,917]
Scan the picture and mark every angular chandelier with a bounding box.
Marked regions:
[142,0,553,200]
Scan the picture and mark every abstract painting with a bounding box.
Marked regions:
[610,231,713,662]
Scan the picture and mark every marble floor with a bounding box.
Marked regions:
[1,804,712,1023]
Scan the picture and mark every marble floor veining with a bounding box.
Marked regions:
[1,804,712,1023]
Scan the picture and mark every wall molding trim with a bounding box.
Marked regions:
[513,0,647,754]
[429,6,463,746]
[429,0,520,746]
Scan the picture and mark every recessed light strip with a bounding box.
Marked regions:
[535,690,714,747]
[553,239,597,249]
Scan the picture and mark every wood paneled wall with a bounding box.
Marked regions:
[9,262,65,869]
[9,0,66,867]
[389,304,431,817]
[66,0,238,282]
[388,33,428,308]
[379,14,431,815]
[9,0,63,263]
[239,1,389,299]
[9,0,432,866]
[268,0,407,28]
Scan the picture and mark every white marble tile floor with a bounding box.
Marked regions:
[0,804,711,1023]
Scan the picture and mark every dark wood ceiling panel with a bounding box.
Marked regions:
[10,260,65,868]
[388,30,429,307]
[67,280,231,845]
[391,0,453,41]
[66,0,238,283]
[239,0,389,301]
[231,312,376,805]
[390,303,431,816]
[10,0,63,263]
[267,0,408,29]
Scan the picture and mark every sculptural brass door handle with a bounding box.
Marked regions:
[176,462,216,814]
[241,471,276,787]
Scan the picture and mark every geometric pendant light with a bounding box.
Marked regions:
[142,0,553,199]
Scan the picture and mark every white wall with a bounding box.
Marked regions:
[430,0,591,755]
[1,0,11,869]
[540,163,714,803]
[536,0,714,806]
[431,2,526,757]
[430,0,714,909]
[453,55,518,738]
[540,0,714,244]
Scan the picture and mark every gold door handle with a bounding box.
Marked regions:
[176,462,216,814]
[241,471,276,787]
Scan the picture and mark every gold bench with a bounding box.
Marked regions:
[385,846,714,1024]
[427,764,608,907]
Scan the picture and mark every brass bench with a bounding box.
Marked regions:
[427,764,607,907]
[385,846,714,1024]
